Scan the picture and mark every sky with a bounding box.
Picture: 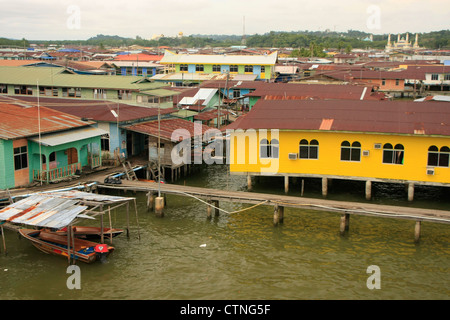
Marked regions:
[0,0,448,41]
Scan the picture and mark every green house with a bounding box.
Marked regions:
[0,103,106,189]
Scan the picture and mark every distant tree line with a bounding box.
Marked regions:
[2,30,448,51]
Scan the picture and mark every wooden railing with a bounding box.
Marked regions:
[88,155,102,169]
[33,162,81,184]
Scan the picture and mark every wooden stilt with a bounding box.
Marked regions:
[207,201,212,219]
[340,213,350,235]
[108,207,113,244]
[100,207,104,244]
[279,206,284,223]
[126,201,130,238]
[133,199,141,241]
[273,205,280,226]
[1,225,6,255]
[301,179,305,196]
[214,200,220,217]
[415,221,421,242]
[247,174,252,191]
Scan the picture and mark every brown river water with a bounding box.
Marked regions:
[0,165,449,300]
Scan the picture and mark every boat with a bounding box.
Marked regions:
[19,229,114,264]
[53,226,124,240]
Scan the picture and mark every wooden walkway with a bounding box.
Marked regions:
[96,176,450,242]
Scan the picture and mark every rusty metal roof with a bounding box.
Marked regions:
[0,102,94,140]
[226,99,450,136]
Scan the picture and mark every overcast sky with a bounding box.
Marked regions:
[0,0,448,41]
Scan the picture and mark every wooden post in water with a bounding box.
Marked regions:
[1,225,6,255]
[414,221,421,242]
[301,179,305,196]
[279,206,284,223]
[365,180,372,200]
[273,204,280,226]
[207,200,212,219]
[147,192,155,211]
[126,201,130,238]
[340,213,350,235]
[214,200,220,217]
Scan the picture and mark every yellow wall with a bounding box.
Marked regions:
[229,130,450,184]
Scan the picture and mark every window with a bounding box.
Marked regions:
[445,74,450,81]
[299,139,319,159]
[180,64,188,72]
[14,85,33,95]
[212,65,221,72]
[395,79,400,86]
[383,143,404,165]
[427,146,450,167]
[244,65,253,73]
[14,146,28,170]
[230,65,238,73]
[340,141,361,161]
[101,134,110,152]
[260,139,279,159]
[233,89,241,98]
[39,87,58,97]
[118,90,132,100]
[431,74,439,81]
[93,89,106,99]
[195,64,204,72]
[381,79,386,86]
[261,66,265,73]
[63,87,81,98]
[0,84,7,94]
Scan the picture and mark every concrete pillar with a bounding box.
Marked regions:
[365,180,372,201]
[322,177,328,197]
[155,196,164,217]
[284,176,289,194]
[414,221,421,242]
[408,183,414,202]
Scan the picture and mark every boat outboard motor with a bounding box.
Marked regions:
[94,244,109,263]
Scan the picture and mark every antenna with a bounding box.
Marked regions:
[241,16,246,46]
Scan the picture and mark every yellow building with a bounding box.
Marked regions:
[226,99,450,200]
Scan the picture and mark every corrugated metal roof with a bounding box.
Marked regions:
[0,66,166,90]
[0,103,94,140]
[226,99,450,137]
[30,126,108,146]
[0,190,134,229]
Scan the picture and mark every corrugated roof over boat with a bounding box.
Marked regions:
[0,191,134,229]
[226,99,450,136]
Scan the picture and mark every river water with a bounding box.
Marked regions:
[0,164,449,300]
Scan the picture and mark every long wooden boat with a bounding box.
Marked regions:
[53,226,124,240]
[19,229,114,264]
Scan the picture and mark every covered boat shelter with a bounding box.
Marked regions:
[0,190,139,263]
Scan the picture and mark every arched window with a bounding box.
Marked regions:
[260,139,279,159]
[340,141,361,161]
[299,139,319,159]
[428,145,450,167]
[383,143,404,165]
[260,139,270,158]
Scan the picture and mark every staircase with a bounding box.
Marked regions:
[148,160,164,182]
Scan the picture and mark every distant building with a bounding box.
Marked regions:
[386,33,420,52]
[159,50,278,81]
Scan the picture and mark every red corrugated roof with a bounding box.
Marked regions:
[245,83,381,100]
[114,54,163,62]
[226,99,450,136]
